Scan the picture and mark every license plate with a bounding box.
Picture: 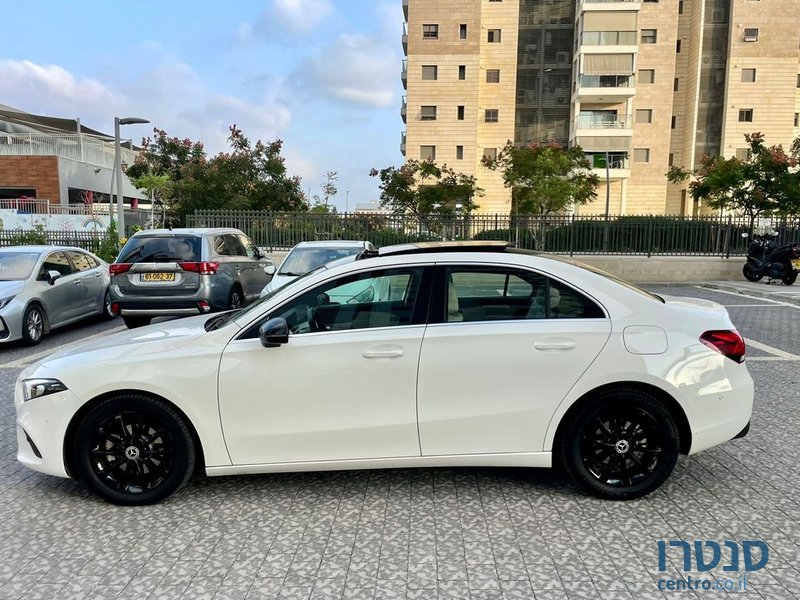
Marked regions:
[140,272,175,282]
[792,260,800,270]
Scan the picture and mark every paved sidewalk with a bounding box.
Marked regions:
[701,280,800,306]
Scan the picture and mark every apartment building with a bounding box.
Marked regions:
[401,0,800,216]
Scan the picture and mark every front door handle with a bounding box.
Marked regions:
[73,280,82,285]
[362,349,405,359]
[534,341,576,351]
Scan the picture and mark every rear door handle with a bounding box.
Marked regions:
[534,341,576,351]
[73,279,82,285]
[362,349,405,359]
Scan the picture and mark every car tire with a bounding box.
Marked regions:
[73,394,195,505]
[123,316,152,329]
[742,264,763,282]
[101,290,117,320]
[21,304,45,346]
[228,285,244,310]
[782,271,797,286]
[558,388,680,500]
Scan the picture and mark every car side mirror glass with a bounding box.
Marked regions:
[47,270,62,285]
[265,264,276,276]
[259,317,289,348]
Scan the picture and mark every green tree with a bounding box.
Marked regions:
[126,128,205,182]
[369,160,482,218]
[132,173,171,228]
[95,220,120,263]
[482,141,599,216]
[667,132,800,229]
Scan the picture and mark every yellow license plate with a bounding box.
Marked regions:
[792,260,800,270]
[140,272,175,282]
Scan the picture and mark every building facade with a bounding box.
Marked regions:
[401,0,800,215]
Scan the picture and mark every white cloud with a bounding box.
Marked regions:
[254,0,334,39]
[291,34,399,107]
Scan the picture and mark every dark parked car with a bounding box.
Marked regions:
[109,228,275,328]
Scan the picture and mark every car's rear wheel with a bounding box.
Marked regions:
[228,285,244,310]
[782,271,797,286]
[558,388,679,500]
[21,304,45,346]
[101,290,116,320]
[123,316,152,329]
[73,394,195,505]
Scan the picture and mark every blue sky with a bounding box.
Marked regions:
[1,0,404,210]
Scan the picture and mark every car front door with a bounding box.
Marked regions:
[66,250,104,316]
[416,265,611,457]
[38,251,83,325]
[218,266,431,466]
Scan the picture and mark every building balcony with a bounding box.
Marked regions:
[576,75,635,102]
[0,133,137,169]
[402,22,408,55]
[575,114,633,134]
[580,0,641,11]
[579,30,637,47]
[585,152,631,179]
[402,0,408,21]
[401,96,407,124]
[401,59,408,89]
[400,133,406,157]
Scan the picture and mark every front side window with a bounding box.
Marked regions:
[265,267,426,335]
[225,234,247,257]
[443,267,604,322]
[238,234,259,258]
[40,251,73,279]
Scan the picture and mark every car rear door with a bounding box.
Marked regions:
[416,264,611,457]
[66,250,104,315]
[115,235,203,297]
[238,233,270,299]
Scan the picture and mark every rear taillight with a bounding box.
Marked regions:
[111,303,120,314]
[700,330,746,363]
[180,261,220,275]
[109,263,131,275]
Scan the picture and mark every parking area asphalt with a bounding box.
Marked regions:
[1,284,799,599]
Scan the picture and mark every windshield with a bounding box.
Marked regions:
[278,246,363,276]
[204,264,328,331]
[0,251,40,281]
[118,235,202,263]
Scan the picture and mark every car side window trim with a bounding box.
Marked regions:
[429,263,609,325]
[234,264,435,341]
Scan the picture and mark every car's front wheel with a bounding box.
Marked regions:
[73,394,195,505]
[558,388,679,500]
[21,304,45,346]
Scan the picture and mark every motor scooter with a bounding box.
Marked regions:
[742,231,800,285]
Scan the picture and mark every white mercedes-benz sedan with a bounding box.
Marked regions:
[14,242,753,505]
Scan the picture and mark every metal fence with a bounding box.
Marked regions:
[187,210,800,256]
[0,133,137,169]
[0,230,107,252]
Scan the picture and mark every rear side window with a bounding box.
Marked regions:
[444,266,605,322]
[67,251,95,272]
[118,236,201,263]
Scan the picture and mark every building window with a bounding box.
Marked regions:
[671,115,677,129]
[796,113,800,127]
[738,108,754,122]
[420,145,436,160]
[741,68,756,83]
[735,148,751,160]
[668,153,674,166]
[639,69,655,84]
[458,65,466,80]
[743,28,759,42]
[487,29,501,43]
[423,24,439,39]
[486,69,500,83]
[420,106,437,121]
[676,39,681,53]
[457,105,465,120]
[485,109,499,123]
[674,78,680,91]
[456,145,464,159]
[641,29,657,44]
[633,148,651,163]
[421,65,438,80]
[797,74,800,87]
[460,24,467,39]
[679,0,684,14]
[636,109,653,124]
[483,148,498,160]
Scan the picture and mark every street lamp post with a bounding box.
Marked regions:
[114,116,149,241]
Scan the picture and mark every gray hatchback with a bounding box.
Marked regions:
[110,228,275,329]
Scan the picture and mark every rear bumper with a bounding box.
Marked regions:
[116,300,212,317]
[111,279,229,315]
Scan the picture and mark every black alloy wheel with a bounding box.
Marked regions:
[74,395,195,505]
[559,389,679,500]
[742,264,763,282]
[228,286,244,310]
[21,304,45,346]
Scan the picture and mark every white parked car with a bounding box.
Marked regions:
[15,242,753,505]
[260,240,377,297]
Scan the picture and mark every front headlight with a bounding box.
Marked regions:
[0,295,14,310]
[22,378,67,401]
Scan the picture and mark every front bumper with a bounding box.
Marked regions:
[14,374,81,478]
[0,303,25,343]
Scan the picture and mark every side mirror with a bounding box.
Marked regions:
[741,232,749,238]
[47,270,62,285]
[264,264,276,276]
[259,317,289,348]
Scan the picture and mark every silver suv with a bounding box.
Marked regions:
[110,228,275,329]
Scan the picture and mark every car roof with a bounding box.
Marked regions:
[378,241,512,256]
[0,245,96,254]
[131,228,243,237]
[291,240,372,249]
